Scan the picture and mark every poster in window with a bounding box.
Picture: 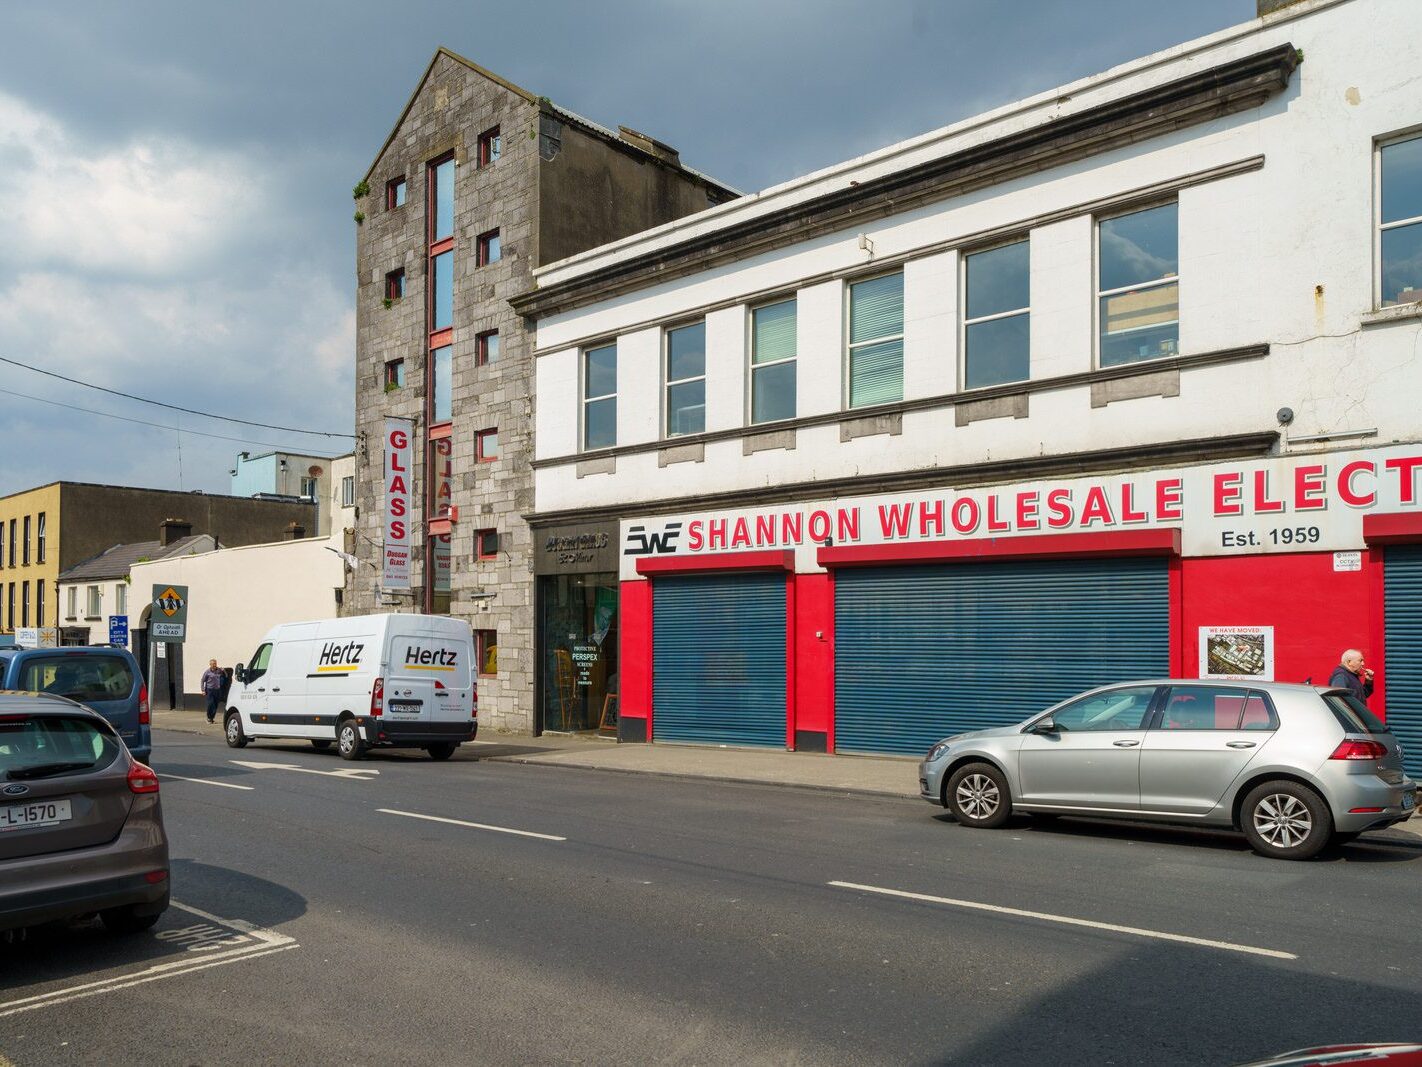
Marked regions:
[1199,626,1274,681]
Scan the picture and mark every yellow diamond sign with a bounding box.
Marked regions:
[157,587,183,617]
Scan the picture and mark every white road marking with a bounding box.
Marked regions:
[160,773,254,791]
[377,807,566,842]
[230,759,379,781]
[0,901,297,1018]
[827,881,1298,961]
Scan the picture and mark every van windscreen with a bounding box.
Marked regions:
[19,656,134,704]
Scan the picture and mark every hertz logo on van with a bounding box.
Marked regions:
[311,641,365,677]
[405,647,459,671]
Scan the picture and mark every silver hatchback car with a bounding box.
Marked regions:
[919,680,1416,859]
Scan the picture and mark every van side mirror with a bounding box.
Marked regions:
[235,664,246,684]
[1031,717,1059,735]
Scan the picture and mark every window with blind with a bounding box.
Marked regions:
[964,240,1030,389]
[847,272,904,408]
[583,343,617,450]
[750,299,796,423]
[1098,202,1178,367]
[665,321,706,436]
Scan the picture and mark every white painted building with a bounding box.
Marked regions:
[516,0,1422,774]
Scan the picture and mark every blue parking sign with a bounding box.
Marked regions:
[109,615,129,647]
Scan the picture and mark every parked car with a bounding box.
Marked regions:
[919,680,1415,860]
[1,693,169,936]
[226,613,478,761]
[0,645,150,763]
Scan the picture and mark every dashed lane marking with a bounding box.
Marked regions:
[377,807,566,842]
[828,880,1298,961]
[0,901,298,1018]
[160,774,255,791]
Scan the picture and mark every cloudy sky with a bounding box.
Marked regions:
[0,0,1251,497]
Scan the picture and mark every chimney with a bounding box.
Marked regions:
[1257,0,1308,15]
[160,518,193,546]
[283,521,306,541]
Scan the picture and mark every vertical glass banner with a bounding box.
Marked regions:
[383,418,414,590]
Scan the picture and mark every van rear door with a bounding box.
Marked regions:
[384,626,472,727]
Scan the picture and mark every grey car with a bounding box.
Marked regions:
[1,693,170,935]
[919,680,1416,860]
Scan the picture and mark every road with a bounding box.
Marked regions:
[2,728,1420,1066]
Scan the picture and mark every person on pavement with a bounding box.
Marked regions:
[1329,648,1375,704]
[201,659,225,723]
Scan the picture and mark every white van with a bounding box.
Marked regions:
[224,614,477,761]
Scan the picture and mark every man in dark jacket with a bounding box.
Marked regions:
[1329,649,1375,703]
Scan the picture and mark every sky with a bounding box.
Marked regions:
[0,0,1253,497]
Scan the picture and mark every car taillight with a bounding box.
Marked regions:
[1329,739,1389,761]
[138,684,150,726]
[370,677,384,718]
[128,761,160,794]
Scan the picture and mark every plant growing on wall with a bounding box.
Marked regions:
[352,180,370,200]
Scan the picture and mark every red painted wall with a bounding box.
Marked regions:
[1180,552,1383,709]
[619,580,653,729]
[792,573,834,746]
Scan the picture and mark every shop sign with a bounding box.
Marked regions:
[384,418,413,590]
[570,643,599,686]
[534,523,619,574]
[1199,626,1274,681]
[15,627,58,649]
[621,444,1422,578]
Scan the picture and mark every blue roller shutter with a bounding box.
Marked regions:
[653,573,786,747]
[1384,546,1422,781]
[834,557,1170,756]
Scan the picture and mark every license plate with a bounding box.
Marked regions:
[0,799,73,832]
[387,700,422,716]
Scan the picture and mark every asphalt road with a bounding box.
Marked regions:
[2,728,1420,1066]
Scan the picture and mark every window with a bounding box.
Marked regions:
[86,585,101,617]
[67,586,77,620]
[386,176,406,209]
[475,428,499,462]
[583,343,617,451]
[963,239,1030,388]
[431,250,453,330]
[384,359,405,389]
[664,321,706,436]
[342,476,356,508]
[300,476,318,501]
[36,513,44,564]
[1158,686,1276,730]
[35,580,43,628]
[476,329,499,366]
[6,583,12,630]
[385,268,405,301]
[432,346,453,423]
[1098,202,1179,367]
[430,155,455,242]
[6,519,13,567]
[116,583,127,616]
[0,521,5,569]
[1048,686,1156,732]
[847,272,904,407]
[22,582,30,628]
[19,654,133,704]
[475,529,499,560]
[750,299,796,424]
[476,629,497,675]
[244,643,273,683]
[21,516,29,566]
[478,126,501,167]
[477,229,501,267]
[1379,133,1422,306]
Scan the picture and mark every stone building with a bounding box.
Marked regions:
[348,48,735,733]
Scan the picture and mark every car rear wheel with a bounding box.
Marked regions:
[310,739,332,751]
[426,742,457,761]
[947,762,1013,829]
[337,719,366,761]
[101,905,163,935]
[1241,781,1333,860]
[224,712,248,749]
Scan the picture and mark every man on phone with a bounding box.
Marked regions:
[1329,648,1375,704]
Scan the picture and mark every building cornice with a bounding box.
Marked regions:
[512,43,1298,320]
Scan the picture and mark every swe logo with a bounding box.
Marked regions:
[624,522,683,556]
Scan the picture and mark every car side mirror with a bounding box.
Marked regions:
[1031,717,1059,735]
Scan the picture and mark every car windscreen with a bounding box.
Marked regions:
[0,714,122,780]
[1323,691,1390,734]
[18,655,135,704]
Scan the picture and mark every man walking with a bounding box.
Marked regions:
[1329,648,1375,704]
[201,659,225,724]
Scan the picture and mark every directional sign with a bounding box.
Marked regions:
[151,584,188,642]
[109,615,129,647]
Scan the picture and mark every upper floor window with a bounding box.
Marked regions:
[665,321,706,436]
[36,513,45,564]
[1098,202,1178,367]
[430,155,455,242]
[432,345,453,423]
[1,522,6,570]
[963,239,1030,389]
[475,529,499,560]
[385,268,405,301]
[1380,133,1422,307]
[22,516,30,566]
[342,476,356,508]
[476,329,499,366]
[478,127,501,167]
[477,229,501,267]
[21,582,30,627]
[35,580,43,628]
[750,299,796,424]
[67,586,77,619]
[6,519,13,567]
[384,358,405,389]
[475,428,499,462]
[431,251,453,330]
[386,176,406,209]
[115,582,126,617]
[86,585,100,618]
[583,343,617,451]
[847,272,904,408]
[300,476,318,501]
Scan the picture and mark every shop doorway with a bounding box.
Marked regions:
[538,573,619,734]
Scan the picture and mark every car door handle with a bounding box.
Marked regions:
[1226,741,1256,749]
[1112,739,1140,747]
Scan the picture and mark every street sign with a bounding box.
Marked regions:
[109,615,129,647]
[15,628,58,649]
[151,584,188,643]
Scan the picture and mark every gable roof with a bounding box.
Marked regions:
[58,535,214,583]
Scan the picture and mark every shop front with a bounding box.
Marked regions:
[535,522,620,736]
[616,444,1422,777]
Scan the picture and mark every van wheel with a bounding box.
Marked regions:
[1241,781,1333,860]
[224,712,248,749]
[426,742,457,761]
[310,739,332,752]
[337,719,366,761]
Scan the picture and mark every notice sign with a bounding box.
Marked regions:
[1200,626,1274,681]
[384,417,413,590]
[1333,551,1363,572]
[570,644,599,686]
[151,585,188,643]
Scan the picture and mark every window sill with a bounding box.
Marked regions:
[84,616,101,621]
[1361,302,1422,327]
